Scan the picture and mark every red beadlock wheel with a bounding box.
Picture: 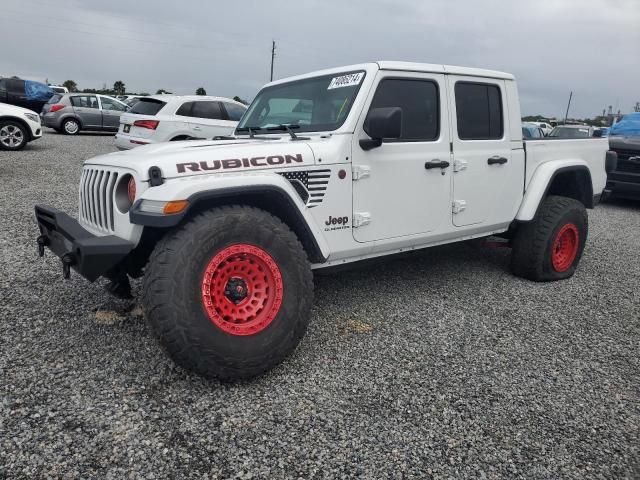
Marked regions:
[551,223,579,273]
[201,244,284,336]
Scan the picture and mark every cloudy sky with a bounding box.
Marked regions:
[2,0,638,118]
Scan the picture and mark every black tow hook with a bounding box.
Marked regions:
[61,252,76,279]
[37,235,49,257]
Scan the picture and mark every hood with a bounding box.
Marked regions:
[86,137,320,180]
[0,102,39,116]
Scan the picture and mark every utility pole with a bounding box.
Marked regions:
[270,40,276,82]
[564,91,573,124]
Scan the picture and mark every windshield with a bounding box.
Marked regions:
[237,71,366,133]
[549,126,591,138]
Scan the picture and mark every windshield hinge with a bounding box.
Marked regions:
[352,165,371,181]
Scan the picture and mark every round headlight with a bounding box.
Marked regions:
[115,174,136,213]
[127,176,136,204]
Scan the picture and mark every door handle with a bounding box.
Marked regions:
[192,126,201,131]
[425,159,450,170]
[488,156,508,165]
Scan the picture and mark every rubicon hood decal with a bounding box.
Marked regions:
[177,154,304,174]
[84,139,317,180]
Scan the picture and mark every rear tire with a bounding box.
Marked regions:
[510,195,588,281]
[62,118,80,135]
[142,205,314,380]
[0,120,27,150]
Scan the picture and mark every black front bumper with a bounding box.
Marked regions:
[35,205,135,282]
[606,172,640,200]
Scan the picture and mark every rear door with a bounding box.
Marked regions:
[188,101,236,138]
[70,95,102,128]
[351,72,452,242]
[98,96,127,130]
[447,77,522,227]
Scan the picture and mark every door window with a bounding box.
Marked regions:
[70,96,99,109]
[365,79,439,141]
[224,102,247,121]
[191,101,224,120]
[455,82,503,140]
[100,96,126,111]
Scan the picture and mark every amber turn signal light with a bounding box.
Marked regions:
[162,200,189,215]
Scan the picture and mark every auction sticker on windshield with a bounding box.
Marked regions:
[328,72,365,90]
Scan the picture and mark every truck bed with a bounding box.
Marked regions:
[524,137,608,196]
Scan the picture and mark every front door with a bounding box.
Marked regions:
[352,72,452,243]
[447,76,523,227]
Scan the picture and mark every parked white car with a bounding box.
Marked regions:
[114,95,246,150]
[0,102,43,150]
[530,121,553,136]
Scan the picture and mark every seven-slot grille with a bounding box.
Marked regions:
[612,148,640,174]
[79,168,119,232]
[280,169,331,207]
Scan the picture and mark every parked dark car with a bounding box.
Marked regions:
[41,93,128,135]
[606,113,640,200]
[0,78,54,113]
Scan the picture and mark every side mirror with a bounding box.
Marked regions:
[360,107,402,151]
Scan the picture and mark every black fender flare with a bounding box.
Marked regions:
[129,184,327,263]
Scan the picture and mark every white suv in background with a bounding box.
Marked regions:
[0,102,43,150]
[115,95,246,150]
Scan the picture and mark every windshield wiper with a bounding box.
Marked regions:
[265,124,310,141]
[234,126,280,140]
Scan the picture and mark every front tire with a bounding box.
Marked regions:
[510,195,588,281]
[142,205,313,380]
[0,120,27,150]
[62,118,80,135]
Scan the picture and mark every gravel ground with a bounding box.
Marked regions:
[1,131,639,479]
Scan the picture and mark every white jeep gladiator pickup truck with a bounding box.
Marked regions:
[35,62,612,380]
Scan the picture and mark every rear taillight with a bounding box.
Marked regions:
[133,119,159,130]
[49,104,64,113]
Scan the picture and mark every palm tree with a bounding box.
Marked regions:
[196,87,207,95]
[62,80,78,92]
[113,80,126,96]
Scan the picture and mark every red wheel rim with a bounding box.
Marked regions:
[201,244,283,336]
[551,223,579,272]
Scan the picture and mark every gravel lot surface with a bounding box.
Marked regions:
[1,131,639,479]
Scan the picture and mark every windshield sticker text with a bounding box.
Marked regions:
[176,153,304,173]
[327,72,364,90]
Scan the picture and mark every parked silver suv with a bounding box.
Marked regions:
[41,94,128,135]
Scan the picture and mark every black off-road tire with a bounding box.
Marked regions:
[142,205,314,380]
[510,195,588,281]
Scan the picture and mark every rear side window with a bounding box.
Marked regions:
[70,95,99,109]
[224,102,246,121]
[191,101,224,120]
[129,98,167,115]
[366,78,439,141]
[175,102,193,116]
[455,82,503,140]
